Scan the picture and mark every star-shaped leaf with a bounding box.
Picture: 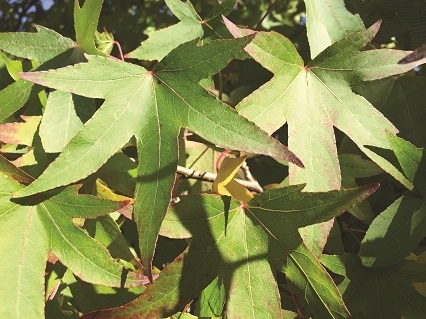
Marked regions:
[0,173,148,319]
[225,18,426,192]
[81,183,378,319]
[16,36,303,279]
[321,254,426,319]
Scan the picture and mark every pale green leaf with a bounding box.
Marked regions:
[304,0,364,58]
[226,18,422,191]
[74,0,107,56]
[0,25,77,62]
[126,0,202,61]
[39,90,95,153]
[17,37,302,280]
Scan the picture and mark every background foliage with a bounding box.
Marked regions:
[0,1,426,318]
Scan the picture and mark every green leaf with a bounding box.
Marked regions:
[39,90,95,153]
[195,277,226,317]
[82,183,377,318]
[0,79,42,122]
[359,134,426,267]
[126,0,237,61]
[0,25,77,62]
[94,30,114,55]
[353,76,426,148]
[226,18,424,192]
[0,115,41,146]
[359,193,426,267]
[387,133,426,193]
[0,25,84,122]
[0,155,33,184]
[340,154,383,223]
[0,173,149,319]
[17,37,302,280]
[322,254,426,319]
[304,0,365,58]
[126,0,202,61]
[74,0,108,56]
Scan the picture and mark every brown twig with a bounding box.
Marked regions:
[176,165,263,193]
[254,0,280,30]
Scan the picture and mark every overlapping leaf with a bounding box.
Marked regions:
[225,18,426,192]
[126,0,236,61]
[304,0,365,58]
[0,25,83,122]
[359,133,426,267]
[74,0,111,56]
[0,173,148,319]
[81,183,377,319]
[322,254,426,319]
[16,36,303,279]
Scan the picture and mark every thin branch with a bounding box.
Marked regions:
[241,160,255,182]
[176,165,263,193]
[254,0,280,30]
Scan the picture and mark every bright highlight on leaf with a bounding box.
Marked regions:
[212,155,254,203]
[224,17,425,192]
[16,35,302,282]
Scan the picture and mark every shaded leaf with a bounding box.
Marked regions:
[0,154,33,184]
[83,183,377,318]
[359,134,426,267]
[17,36,302,280]
[353,76,426,148]
[322,254,426,319]
[39,90,95,153]
[0,173,148,319]
[340,154,383,223]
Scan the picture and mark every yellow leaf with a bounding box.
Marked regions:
[212,156,254,203]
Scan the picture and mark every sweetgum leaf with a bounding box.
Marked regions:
[340,154,383,223]
[0,25,83,122]
[359,134,426,267]
[0,25,77,62]
[39,90,95,153]
[0,155,33,184]
[226,18,425,192]
[83,183,377,319]
[0,173,148,319]
[17,36,302,279]
[353,76,426,148]
[74,0,109,56]
[126,0,202,61]
[126,0,236,61]
[304,0,364,58]
[322,254,426,319]
[0,115,41,146]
